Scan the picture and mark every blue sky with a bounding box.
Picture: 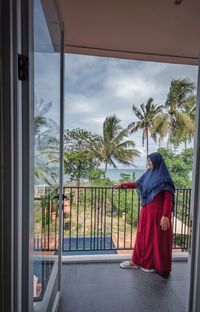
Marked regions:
[34,0,198,169]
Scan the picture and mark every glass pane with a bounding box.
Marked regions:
[33,0,61,309]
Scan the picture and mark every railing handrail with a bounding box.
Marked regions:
[34,186,192,253]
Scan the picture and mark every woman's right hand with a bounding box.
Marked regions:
[113,182,133,189]
[160,216,170,231]
[112,184,122,189]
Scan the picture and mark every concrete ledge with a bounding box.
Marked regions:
[172,252,188,261]
[62,252,188,264]
[62,254,129,263]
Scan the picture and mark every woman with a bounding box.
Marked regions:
[113,152,175,277]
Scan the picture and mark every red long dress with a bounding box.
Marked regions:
[121,182,173,276]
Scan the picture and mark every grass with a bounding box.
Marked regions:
[34,201,138,244]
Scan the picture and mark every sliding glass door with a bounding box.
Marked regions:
[32,1,64,311]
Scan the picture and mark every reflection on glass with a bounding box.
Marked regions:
[33,0,61,308]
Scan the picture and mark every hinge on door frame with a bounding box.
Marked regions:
[18,54,29,81]
[52,194,68,201]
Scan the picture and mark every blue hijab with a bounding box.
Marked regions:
[136,152,175,209]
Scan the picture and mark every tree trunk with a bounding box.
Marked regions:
[76,165,81,187]
[167,117,172,148]
[104,161,108,178]
[167,128,170,148]
[76,177,80,187]
[184,140,187,150]
[146,128,149,157]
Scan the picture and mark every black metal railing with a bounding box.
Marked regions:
[34,194,59,252]
[34,187,192,253]
[62,187,140,253]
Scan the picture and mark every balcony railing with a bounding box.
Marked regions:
[34,187,192,254]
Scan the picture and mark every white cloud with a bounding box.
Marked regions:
[68,95,95,113]
[105,75,157,100]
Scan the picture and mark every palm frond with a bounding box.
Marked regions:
[132,104,144,120]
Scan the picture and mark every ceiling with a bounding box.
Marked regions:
[45,0,200,65]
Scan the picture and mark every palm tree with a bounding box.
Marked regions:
[180,94,196,149]
[128,98,163,156]
[92,115,140,178]
[154,79,195,147]
[34,98,59,186]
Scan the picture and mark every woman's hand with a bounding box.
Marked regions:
[112,184,122,189]
[160,216,170,231]
[113,182,134,189]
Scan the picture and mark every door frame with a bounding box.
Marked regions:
[0,0,34,311]
[187,59,200,312]
[1,0,200,311]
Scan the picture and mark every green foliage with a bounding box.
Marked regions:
[34,98,59,186]
[119,172,135,182]
[112,189,139,226]
[119,173,131,182]
[34,188,59,229]
[64,129,101,153]
[128,98,163,156]
[155,79,196,147]
[127,209,138,227]
[181,148,193,168]
[173,234,191,251]
[96,114,140,176]
[165,79,195,109]
[64,117,140,179]
[158,147,192,188]
[91,177,114,187]
[87,168,114,186]
[64,151,96,186]
[86,168,104,182]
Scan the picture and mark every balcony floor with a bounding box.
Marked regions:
[58,261,188,312]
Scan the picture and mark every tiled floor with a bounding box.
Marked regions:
[58,261,188,312]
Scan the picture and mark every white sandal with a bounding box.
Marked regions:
[120,260,140,269]
[140,267,156,273]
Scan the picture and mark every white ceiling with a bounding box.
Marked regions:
[50,0,200,65]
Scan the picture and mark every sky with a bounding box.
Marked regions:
[34,0,198,169]
[65,54,198,168]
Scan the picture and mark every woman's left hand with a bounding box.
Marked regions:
[160,216,170,231]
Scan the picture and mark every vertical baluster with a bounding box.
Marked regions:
[117,189,120,250]
[104,188,107,249]
[76,187,80,250]
[130,189,134,249]
[180,189,184,250]
[90,188,93,250]
[124,189,127,249]
[94,188,97,249]
[69,188,72,251]
[62,187,65,252]
[174,189,179,249]
[97,188,100,249]
[110,188,114,249]
[100,188,104,250]
[183,189,188,251]
[188,189,192,249]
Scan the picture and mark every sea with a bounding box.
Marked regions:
[105,168,145,181]
[64,168,145,182]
